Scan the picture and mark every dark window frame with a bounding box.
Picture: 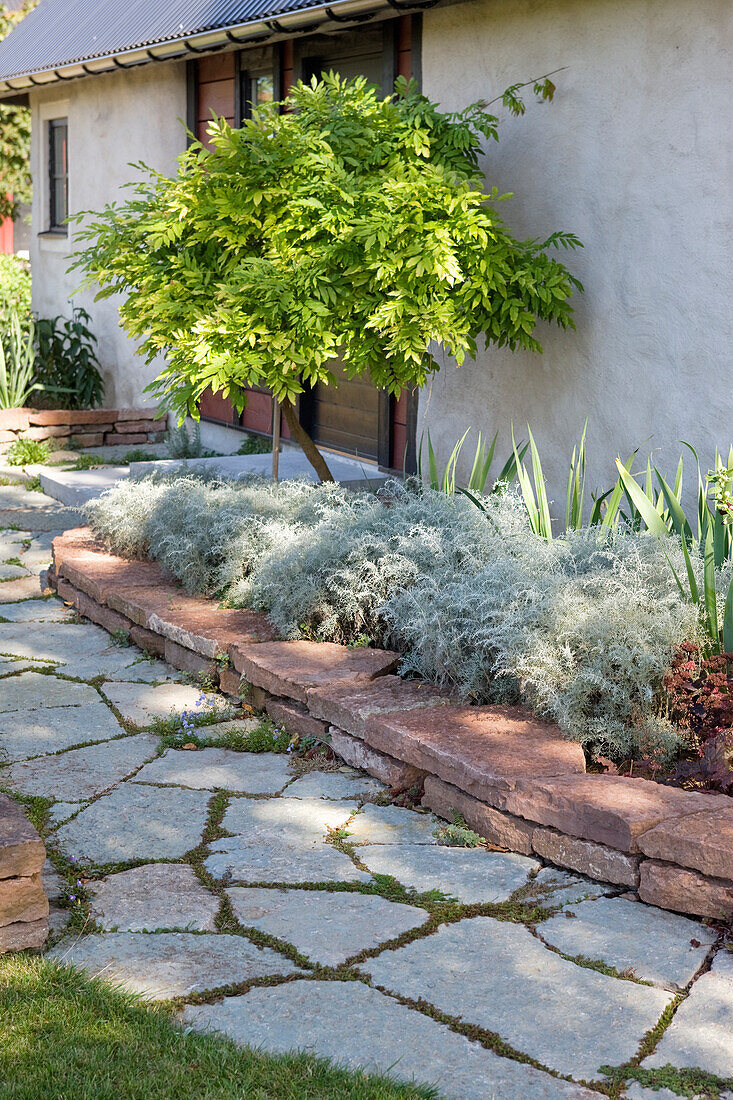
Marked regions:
[47,117,68,234]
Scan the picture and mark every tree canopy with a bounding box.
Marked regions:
[73,74,582,474]
[0,4,32,220]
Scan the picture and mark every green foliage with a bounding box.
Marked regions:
[418,428,522,496]
[122,448,159,464]
[34,308,105,410]
[0,255,31,337]
[4,437,49,466]
[166,421,215,459]
[0,5,32,220]
[0,313,37,409]
[72,74,581,433]
[238,433,274,455]
[72,452,104,470]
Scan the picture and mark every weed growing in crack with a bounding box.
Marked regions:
[599,1063,733,1098]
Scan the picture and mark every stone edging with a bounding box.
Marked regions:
[0,406,168,448]
[0,794,48,953]
[49,527,733,922]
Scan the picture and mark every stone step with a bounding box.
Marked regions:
[306,675,451,738]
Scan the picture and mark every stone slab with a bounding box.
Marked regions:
[57,581,133,636]
[329,727,425,789]
[637,802,733,882]
[643,950,733,1078]
[89,864,220,931]
[348,803,438,845]
[0,575,45,601]
[222,796,356,844]
[57,542,167,603]
[148,601,276,657]
[3,733,158,802]
[48,932,299,1000]
[101,682,228,727]
[0,916,48,953]
[47,802,84,829]
[229,640,399,703]
[363,917,673,1081]
[306,676,451,738]
[0,672,100,713]
[364,705,586,806]
[538,896,712,989]
[205,834,371,885]
[283,769,384,802]
[0,564,29,580]
[501,774,723,854]
[0,701,124,761]
[358,844,538,904]
[184,981,597,1100]
[52,783,211,865]
[265,697,328,741]
[0,794,45,879]
[226,886,428,965]
[519,867,616,909]
[532,827,640,887]
[163,639,214,677]
[422,775,535,856]
[639,860,733,919]
[0,621,112,663]
[133,747,292,794]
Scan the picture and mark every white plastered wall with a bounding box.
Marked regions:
[29,61,188,407]
[420,0,733,510]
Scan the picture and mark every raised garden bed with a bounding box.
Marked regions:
[49,527,733,921]
[0,407,168,449]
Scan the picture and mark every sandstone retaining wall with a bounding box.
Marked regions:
[49,527,733,922]
[0,407,168,449]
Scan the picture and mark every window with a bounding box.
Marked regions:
[48,118,68,233]
[240,70,274,121]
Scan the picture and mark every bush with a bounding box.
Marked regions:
[0,255,31,338]
[34,308,104,410]
[87,473,710,761]
[5,437,49,466]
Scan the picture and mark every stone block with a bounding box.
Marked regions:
[113,419,163,434]
[69,431,109,447]
[639,860,733,919]
[0,873,49,927]
[266,697,328,741]
[0,429,18,443]
[27,409,119,426]
[148,601,276,658]
[60,582,132,636]
[229,640,399,703]
[27,425,71,440]
[329,727,425,789]
[163,638,215,677]
[129,623,166,658]
[0,795,46,879]
[104,432,148,445]
[0,408,31,431]
[218,666,243,698]
[60,551,167,606]
[637,802,733,881]
[0,917,48,954]
[115,406,164,422]
[502,775,723,853]
[422,775,535,855]
[364,705,585,807]
[532,827,640,887]
[307,676,451,738]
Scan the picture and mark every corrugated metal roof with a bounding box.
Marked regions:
[0,0,352,83]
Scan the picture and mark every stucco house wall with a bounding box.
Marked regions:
[29,61,188,407]
[419,0,733,508]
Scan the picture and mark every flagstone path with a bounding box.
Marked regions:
[1,485,732,1100]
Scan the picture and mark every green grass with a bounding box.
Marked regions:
[4,438,50,467]
[158,716,291,754]
[0,956,438,1100]
[71,453,105,470]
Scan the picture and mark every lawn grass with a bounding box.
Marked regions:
[0,956,438,1100]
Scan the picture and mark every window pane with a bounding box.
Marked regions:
[253,75,273,106]
[53,123,67,176]
[53,178,67,226]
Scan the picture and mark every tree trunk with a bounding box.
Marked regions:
[281,401,335,482]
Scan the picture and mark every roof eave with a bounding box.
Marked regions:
[0,0,408,96]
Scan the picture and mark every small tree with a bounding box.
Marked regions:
[73,74,582,480]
